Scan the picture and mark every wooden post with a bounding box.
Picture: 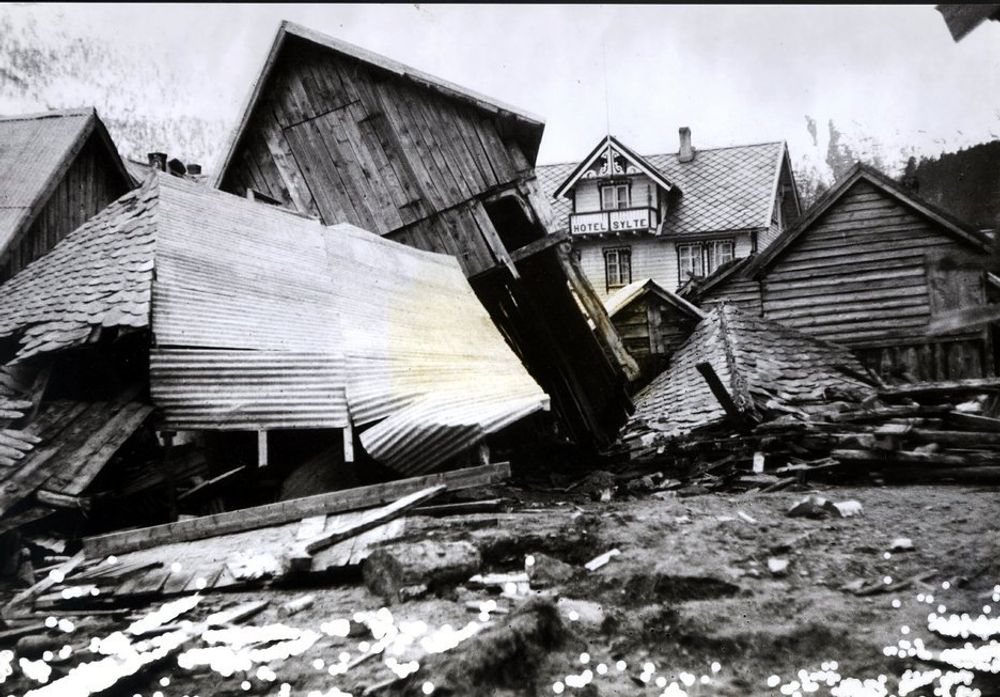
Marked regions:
[343,422,355,463]
[161,431,177,522]
[257,431,268,468]
[695,362,753,433]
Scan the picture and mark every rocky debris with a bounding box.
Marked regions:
[363,540,482,604]
[526,553,576,588]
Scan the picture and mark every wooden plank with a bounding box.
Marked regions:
[696,362,753,433]
[290,485,444,570]
[509,231,570,263]
[2,552,86,620]
[556,244,641,381]
[49,403,154,496]
[82,462,512,558]
[176,466,246,503]
[878,377,1000,399]
[831,448,974,467]
[944,411,1000,432]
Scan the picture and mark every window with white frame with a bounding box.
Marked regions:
[706,239,735,273]
[677,243,704,280]
[678,239,735,281]
[604,247,632,290]
[600,183,630,210]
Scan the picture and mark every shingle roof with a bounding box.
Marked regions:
[537,141,785,236]
[0,109,95,253]
[622,304,876,441]
[0,174,157,362]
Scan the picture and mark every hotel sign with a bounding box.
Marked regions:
[570,208,653,235]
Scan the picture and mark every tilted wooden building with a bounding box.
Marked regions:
[214,21,637,449]
[0,108,134,282]
[690,164,998,381]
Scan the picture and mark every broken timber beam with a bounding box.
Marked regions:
[878,377,1000,400]
[696,361,754,433]
[509,231,570,263]
[82,462,512,559]
[287,485,446,572]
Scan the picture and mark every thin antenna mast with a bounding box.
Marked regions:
[602,39,611,135]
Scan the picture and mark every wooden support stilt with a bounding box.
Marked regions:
[161,431,177,522]
[257,430,269,468]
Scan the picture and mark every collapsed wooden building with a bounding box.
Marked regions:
[684,164,1000,381]
[0,172,552,536]
[212,21,637,451]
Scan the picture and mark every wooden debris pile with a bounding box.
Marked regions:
[614,304,1000,490]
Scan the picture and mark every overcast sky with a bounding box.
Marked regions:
[6,4,1000,174]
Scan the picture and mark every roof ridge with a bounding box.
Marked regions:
[0,107,95,123]
[537,140,784,168]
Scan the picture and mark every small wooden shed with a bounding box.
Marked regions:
[604,278,705,379]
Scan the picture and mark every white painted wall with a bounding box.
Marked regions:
[575,232,755,298]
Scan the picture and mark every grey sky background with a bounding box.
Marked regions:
[3,4,1000,179]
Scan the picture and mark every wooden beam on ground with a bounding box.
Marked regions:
[878,377,1000,400]
[509,231,570,263]
[831,448,979,467]
[81,462,512,559]
[2,552,87,620]
[288,485,446,571]
[696,361,753,433]
[944,411,1000,432]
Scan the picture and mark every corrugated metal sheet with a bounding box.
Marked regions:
[150,349,348,430]
[150,177,548,470]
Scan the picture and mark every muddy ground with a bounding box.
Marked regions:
[2,483,998,697]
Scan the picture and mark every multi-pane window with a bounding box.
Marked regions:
[677,243,704,280]
[705,240,734,273]
[600,183,630,210]
[604,247,632,290]
[678,239,735,281]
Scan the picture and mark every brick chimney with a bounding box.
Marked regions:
[147,152,168,171]
[678,127,694,163]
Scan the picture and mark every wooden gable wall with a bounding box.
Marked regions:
[611,294,700,379]
[0,132,132,282]
[218,36,536,277]
[759,179,992,380]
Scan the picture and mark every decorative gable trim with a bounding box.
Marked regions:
[553,135,678,200]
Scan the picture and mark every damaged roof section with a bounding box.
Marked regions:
[0,179,157,362]
[0,173,549,474]
[623,303,878,442]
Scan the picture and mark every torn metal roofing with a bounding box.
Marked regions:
[536,141,787,236]
[0,108,133,260]
[0,173,549,473]
[622,304,877,442]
